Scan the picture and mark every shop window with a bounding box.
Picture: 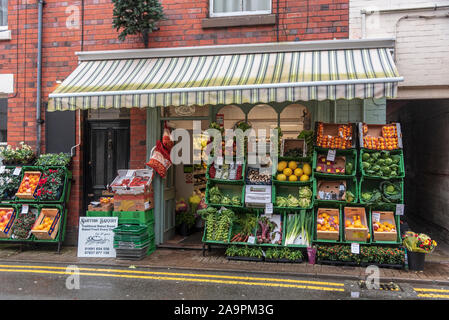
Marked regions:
[0,0,7,27]
[210,0,271,17]
[247,104,277,133]
[279,104,311,139]
[0,98,6,144]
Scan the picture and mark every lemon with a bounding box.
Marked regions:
[283,168,293,177]
[289,175,298,182]
[276,174,287,181]
[300,174,309,181]
[288,161,298,170]
[302,163,312,176]
[277,161,288,172]
[294,168,303,177]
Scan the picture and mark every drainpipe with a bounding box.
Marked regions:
[36,0,45,156]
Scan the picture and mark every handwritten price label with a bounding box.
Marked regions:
[351,243,360,254]
[0,166,5,174]
[21,205,29,214]
[13,167,21,176]
[327,149,336,162]
[395,204,405,216]
[247,236,256,244]
[265,203,273,215]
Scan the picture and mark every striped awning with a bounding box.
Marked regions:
[48,47,402,111]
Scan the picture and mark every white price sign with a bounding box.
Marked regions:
[265,203,273,215]
[13,167,21,176]
[326,149,336,162]
[372,212,381,223]
[351,243,360,254]
[247,236,256,244]
[126,170,134,177]
[0,166,5,174]
[216,157,223,166]
[21,205,29,214]
[395,204,405,216]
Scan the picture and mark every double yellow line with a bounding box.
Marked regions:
[415,288,449,299]
[0,264,345,292]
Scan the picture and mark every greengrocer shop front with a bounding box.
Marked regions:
[47,38,404,260]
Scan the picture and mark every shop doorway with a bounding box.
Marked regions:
[85,119,130,206]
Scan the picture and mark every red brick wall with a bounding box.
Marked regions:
[0,0,348,242]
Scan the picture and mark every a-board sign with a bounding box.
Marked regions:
[77,217,118,258]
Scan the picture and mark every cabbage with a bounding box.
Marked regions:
[276,196,289,207]
[298,198,311,208]
[287,194,300,207]
[298,186,312,199]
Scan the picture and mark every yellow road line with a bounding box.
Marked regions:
[0,264,344,287]
[414,288,449,293]
[417,293,449,299]
[0,268,345,292]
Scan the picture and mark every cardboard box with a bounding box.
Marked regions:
[316,208,340,240]
[317,180,346,201]
[0,207,16,239]
[114,191,154,212]
[281,139,307,157]
[31,207,61,240]
[315,122,356,149]
[111,169,154,195]
[344,207,368,242]
[88,203,113,212]
[358,122,403,150]
[372,211,397,242]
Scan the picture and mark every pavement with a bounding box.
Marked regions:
[0,242,449,286]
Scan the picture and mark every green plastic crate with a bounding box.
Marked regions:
[205,181,245,209]
[112,209,154,225]
[314,176,358,205]
[283,210,314,248]
[312,204,343,244]
[0,166,22,202]
[206,160,246,184]
[313,147,357,178]
[114,235,152,249]
[34,166,71,204]
[202,219,232,244]
[113,224,148,237]
[359,149,405,179]
[359,177,404,206]
[272,156,314,185]
[272,183,314,210]
[228,218,258,246]
[86,211,112,217]
[253,211,284,247]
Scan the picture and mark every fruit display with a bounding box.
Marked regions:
[16,172,42,199]
[208,162,243,180]
[317,211,340,232]
[345,214,367,229]
[275,160,311,182]
[198,207,235,242]
[32,216,54,232]
[275,185,312,209]
[207,185,242,206]
[129,176,151,187]
[316,122,353,149]
[361,123,401,150]
[0,208,14,235]
[0,168,22,200]
[344,207,369,242]
[100,197,114,205]
[256,214,282,245]
[372,220,396,233]
[315,154,354,176]
[361,150,402,178]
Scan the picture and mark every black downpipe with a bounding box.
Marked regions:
[36,0,44,156]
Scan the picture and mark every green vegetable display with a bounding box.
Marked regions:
[208,185,241,206]
[0,169,22,200]
[226,246,264,259]
[284,212,313,246]
[276,186,313,209]
[361,181,402,205]
[362,150,402,178]
[198,207,236,242]
[265,247,303,261]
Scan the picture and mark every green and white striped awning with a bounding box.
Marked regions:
[48,47,402,111]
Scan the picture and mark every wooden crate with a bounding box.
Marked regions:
[31,208,61,240]
[372,211,397,242]
[0,207,16,239]
[344,207,368,242]
[316,208,340,240]
[15,171,42,199]
[281,139,307,157]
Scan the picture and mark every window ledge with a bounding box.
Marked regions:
[202,14,276,29]
[0,29,11,41]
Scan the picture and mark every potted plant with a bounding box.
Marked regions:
[175,198,195,237]
[0,143,36,166]
[403,231,437,271]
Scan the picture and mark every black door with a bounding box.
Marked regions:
[86,120,130,203]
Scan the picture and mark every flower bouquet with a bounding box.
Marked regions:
[403,231,437,271]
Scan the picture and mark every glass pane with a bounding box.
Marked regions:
[213,0,242,13]
[279,104,311,139]
[0,0,7,26]
[0,99,6,142]
[244,0,270,11]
